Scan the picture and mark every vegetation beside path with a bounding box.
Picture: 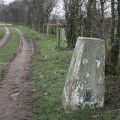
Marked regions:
[0,28,20,80]
[0,27,5,39]
[19,26,120,120]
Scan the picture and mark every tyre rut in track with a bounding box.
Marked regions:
[0,28,34,120]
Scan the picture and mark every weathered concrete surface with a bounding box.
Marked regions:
[62,37,105,111]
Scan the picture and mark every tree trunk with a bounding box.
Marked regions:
[100,0,105,39]
[111,0,115,43]
[64,0,82,49]
[110,0,120,73]
[85,0,93,37]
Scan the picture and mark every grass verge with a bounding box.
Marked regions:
[0,28,20,80]
[0,27,5,39]
[19,26,120,120]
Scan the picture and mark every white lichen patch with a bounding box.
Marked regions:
[83,58,88,64]
[80,97,83,103]
[95,60,101,68]
[64,89,68,103]
[71,86,80,106]
[86,73,90,78]
[71,82,84,108]
[79,83,83,90]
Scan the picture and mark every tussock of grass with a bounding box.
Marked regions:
[0,28,20,80]
[0,27,5,39]
[20,26,120,120]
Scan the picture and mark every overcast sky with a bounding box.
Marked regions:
[51,0,65,19]
[4,0,15,4]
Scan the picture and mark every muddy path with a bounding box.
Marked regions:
[0,27,11,49]
[0,28,34,120]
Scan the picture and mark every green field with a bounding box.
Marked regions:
[0,28,20,80]
[19,26,120,120]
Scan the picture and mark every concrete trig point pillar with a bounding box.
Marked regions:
[62,37,105,111]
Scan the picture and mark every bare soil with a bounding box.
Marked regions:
[0,27,10,49]
[0,29,34,120]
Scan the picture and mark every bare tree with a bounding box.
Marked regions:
[64,0,83,48]
[0,0,56,32]
[110,0,120,73]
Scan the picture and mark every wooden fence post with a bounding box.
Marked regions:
[47,23,49,36]
[56,23,61,48]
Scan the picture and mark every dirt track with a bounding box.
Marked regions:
[0,28,34,120]
[0,27,10,49]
